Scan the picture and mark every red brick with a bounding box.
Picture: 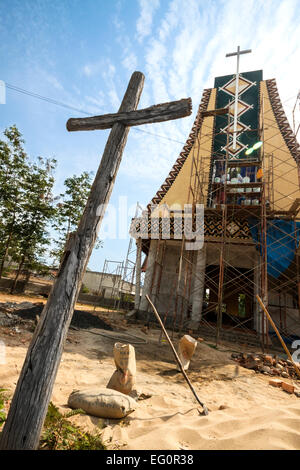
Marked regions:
[264,355,273,364]
[281,382,295,394]
[269,378,283,388]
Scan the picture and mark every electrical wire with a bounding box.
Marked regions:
[5,81,299,151]
[5,82,187,145]
[5,83,93,116]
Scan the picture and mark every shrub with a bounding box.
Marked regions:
[39,402,106,450]
[81,284,89,294]
[0,389,8,428]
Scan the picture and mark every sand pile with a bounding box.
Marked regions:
[1,294,300,450]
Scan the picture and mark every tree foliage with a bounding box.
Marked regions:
[51,172,102,264]
[0,125,102,289]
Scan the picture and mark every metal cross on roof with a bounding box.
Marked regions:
[226,46,252,150]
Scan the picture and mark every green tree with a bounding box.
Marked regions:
[0,126,28,278]
[51,172,102,265]
[9,157,57,293]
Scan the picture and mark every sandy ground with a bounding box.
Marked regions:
[1,292,300,450]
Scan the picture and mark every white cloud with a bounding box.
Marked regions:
[82,61,104,78]
[83,64,93,77]
[85,92,106,112]
[74,0,300,191]
[120,0,300,187]
[45,74,64,91]
[122,52,138,72]
[136,0,160,43]
[158,0,179,42]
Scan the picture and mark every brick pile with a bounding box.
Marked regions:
[231,352,300,397]
[231,352,300,380]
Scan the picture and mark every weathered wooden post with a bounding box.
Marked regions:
[134,238,142,310]
[0,71,192,449]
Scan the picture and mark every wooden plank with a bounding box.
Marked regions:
[288,198,300,214]
[226,160,261,167]
[201,107,228,117]
[212,182,263,188]
[66,98,192,131]
[0,71,145,450]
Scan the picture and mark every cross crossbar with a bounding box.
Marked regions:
[67,98,192,131]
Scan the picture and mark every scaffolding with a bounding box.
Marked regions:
[95,259,124,309]
[96,202,146,312]
[143,88,300,351]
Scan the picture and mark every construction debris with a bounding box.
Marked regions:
[269,378,283,388]
[269,378,299,396]
[231,352,300,381]
[281,382,295,394]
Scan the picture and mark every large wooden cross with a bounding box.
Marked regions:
[0,71,192,450]
[225,46,252,150]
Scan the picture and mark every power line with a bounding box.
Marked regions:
[5,81,299,148]
[5,82,187,145]
[6,83,93,116]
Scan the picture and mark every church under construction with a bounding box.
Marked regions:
[131,48,300,350]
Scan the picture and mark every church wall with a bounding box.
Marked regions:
[153,88,216,214]
[268,307,300,336]
[206,243,256,269]
[152,242,192,319]
[140,237,299,337]
[261,80,300,211]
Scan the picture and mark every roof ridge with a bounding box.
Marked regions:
[147,88,212,209]
[266,78,300,164]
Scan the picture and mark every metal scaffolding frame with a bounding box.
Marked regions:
[143,89,300,350]
[95,259,124,310]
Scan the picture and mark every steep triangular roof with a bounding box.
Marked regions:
[148,71,300,213]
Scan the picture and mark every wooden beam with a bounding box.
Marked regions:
[66,98,192,132]
[288,198,300,214]
[0,71,145,450]
[200,107,228,117]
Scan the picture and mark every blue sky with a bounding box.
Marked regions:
[1,0,300,271]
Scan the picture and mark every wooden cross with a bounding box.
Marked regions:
[0,71,192,450]
[226,46,252,150]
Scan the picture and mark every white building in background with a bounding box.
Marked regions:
[82,270,136,299]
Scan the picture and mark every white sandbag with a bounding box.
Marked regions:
[178,335,197,371]
[67,387,137,419]
[106,342,136,395]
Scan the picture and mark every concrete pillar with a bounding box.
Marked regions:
[134,238,142,310]
[140,239,158,312]
[190,245,206,326]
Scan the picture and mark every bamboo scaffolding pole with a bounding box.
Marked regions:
[146,294,209,415]
[256,295,300,379]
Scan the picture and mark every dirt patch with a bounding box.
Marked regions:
[1,292,300,450]
[0,301,113,331]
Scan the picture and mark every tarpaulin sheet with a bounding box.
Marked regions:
[248,219,300,279]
